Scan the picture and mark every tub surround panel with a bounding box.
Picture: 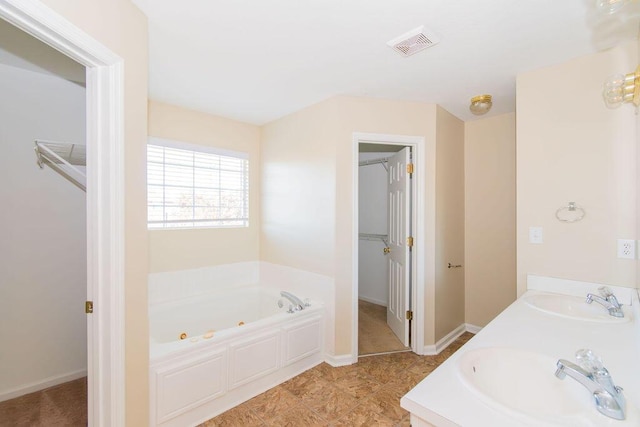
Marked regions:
[259,261,336,356]
[150,311,323,427]
[149,263,327,426]
[148,262,260,306]
[282,317,323,365]
[148,260,335,357]
[155,348,227,423]
[401,278,640,426]
[228,331,281,389]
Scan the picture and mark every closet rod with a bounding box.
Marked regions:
[358,157,388,167]
[359,233,389,246]
[34,140,86,191]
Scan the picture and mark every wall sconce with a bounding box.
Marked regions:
[469,94,492,115]
[602,66,640,108]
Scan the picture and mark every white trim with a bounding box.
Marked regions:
[0,369,88,403]
[324,353,354,367]
[149,136,249,160]
[358,295,387,307]
[352,132,425,362]
[465,323,483,334]
[0,2,126,426]
[422,323,466,355]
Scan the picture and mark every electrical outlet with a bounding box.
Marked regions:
[617,239,636,259]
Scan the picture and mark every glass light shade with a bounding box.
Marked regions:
[469,95,492,115]
[596,0,631,14]
[603,74,625,108]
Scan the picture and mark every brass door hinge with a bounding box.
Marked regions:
[407,236,414,247]
[406,163,414,175]
[406,310,413,320]
[85,301,93,314]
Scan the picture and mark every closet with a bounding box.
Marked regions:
[0,18,88,424]
[358,143,412,356]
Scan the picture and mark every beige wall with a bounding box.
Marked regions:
[148,101,261,272]
[517,43,637,296]
[332,97,439,352]
[262,95,468,353]
[434,106,465,340]
[261,98,338,277]
[39,0,149,425]
[464,113,516,327]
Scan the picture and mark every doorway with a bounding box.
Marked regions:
[0,17,88,424]
[358,143,412,355]
[352,132,425,360]
[0,1,127,424]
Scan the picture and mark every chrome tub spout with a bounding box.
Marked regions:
[280,291,305,312]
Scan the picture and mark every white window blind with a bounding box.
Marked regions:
[147,142,249,229]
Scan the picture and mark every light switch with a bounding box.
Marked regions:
[529,226,543,244]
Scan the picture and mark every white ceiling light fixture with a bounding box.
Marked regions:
[387,25,440,57]
[470,94,493,115]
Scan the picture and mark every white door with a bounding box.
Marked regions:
[387,147,412,346]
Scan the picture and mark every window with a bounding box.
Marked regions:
[147,138,249,229]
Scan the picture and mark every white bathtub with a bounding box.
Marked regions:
[149,285,324,427]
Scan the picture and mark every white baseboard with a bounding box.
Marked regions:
[465,323,482,334]
[422,324,466,355]
[358,295,387,307]
[324,353,354,367]
[0,369,87,403]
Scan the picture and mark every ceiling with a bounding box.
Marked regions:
[0,18,85,84]
[132,0,640,125]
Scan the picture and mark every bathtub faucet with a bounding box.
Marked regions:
[586,286,624,318]
[280,291,306,312]
[555,350,625,420]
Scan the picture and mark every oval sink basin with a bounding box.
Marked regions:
[524,293,630,323]
[458,348,598,425]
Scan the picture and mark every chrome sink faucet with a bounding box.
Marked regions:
[280,291,306,312]
[586,286,624,318]
[555,350,625,420]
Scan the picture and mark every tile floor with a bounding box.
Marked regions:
[201,332,474,427]
[0,333,472,427]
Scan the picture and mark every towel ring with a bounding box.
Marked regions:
[555,202,585,223]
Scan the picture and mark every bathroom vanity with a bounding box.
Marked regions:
[401,276,640,426]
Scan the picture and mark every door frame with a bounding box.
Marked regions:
[352,132,425,361]
[0,1,125,425]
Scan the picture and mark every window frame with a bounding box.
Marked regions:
[147,137,250,230]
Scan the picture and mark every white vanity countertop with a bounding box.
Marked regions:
[401,282,640,426]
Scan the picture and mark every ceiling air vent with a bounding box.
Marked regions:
[387,25,440,57]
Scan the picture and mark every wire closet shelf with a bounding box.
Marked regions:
[34,139,86,191]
